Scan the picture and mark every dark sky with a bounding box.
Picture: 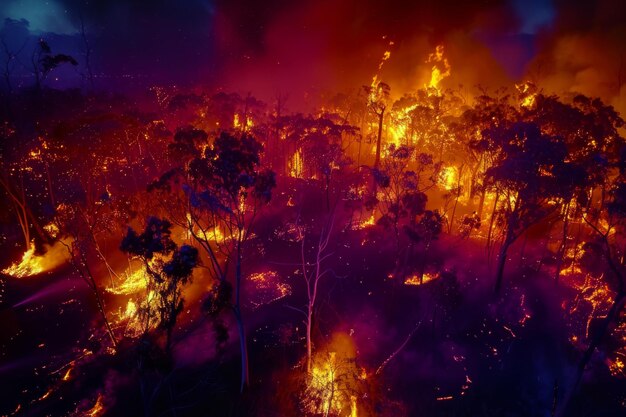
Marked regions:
[1,0,625,107]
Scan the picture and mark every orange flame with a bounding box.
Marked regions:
[426,45,451,93]
[2,238,71,278]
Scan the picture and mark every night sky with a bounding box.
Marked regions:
[0,0,625,106]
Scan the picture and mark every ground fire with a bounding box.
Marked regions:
[1,1,626,416]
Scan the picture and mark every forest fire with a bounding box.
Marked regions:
[2,1,626,417]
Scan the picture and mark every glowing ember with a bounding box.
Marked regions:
[563,272,626,378]
[43,222,59,238]
[62,364,73,381]
[38,388,53,401]
[248,271,291,309]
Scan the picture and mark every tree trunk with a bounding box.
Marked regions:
[557,292,625,417]
[554,202,571,284]
[165,326,173,358]
[306,304,313,374]
[518,232,528,269]
[477,187,486,220]
[94,283,118,349]
[233,305,249,392]
[234,242,249,391]
[494,232,513,294]
[420,241,432,284]
[448,165,464,234]
[486,191,500,259]
[374,110,384,169]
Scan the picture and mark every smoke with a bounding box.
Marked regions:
[208,0,625,112]
[510,0,626,116]
[2,0,624,111]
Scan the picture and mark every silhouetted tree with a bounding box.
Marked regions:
[372,145,439,272]
[484,122,583,293]
[279,113,357,208]
[151,130,275,391]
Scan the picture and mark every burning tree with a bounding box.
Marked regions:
[301,333,370,417]
[525,94,625,282]
[364,81,391,170]
[279,113,357,207]
[120,217,199,356]
[558,144,626,415]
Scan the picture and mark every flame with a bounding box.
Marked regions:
[609,356,625,377]
[303,333,367,416]
[185,212,232,243]
[86,394,104,417]
[404,272,439,285]
[118,290,157,338]
[239,193,246,212]
[516,81,537,108]
[368,42,393,103]
[440,166,458,191]
[309,351,341,415]
[559,243,586,278]
[124,299,138,319]
[62,364,73,381]
[289,148,303,178]
[44,222,59,239]
[233,113,253,130]
[106,268,147,295]
[2,238,71,278]
[211,226,231,243]
[355,213,376,230]
[426,45,450,93]
[350,395,358,417]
